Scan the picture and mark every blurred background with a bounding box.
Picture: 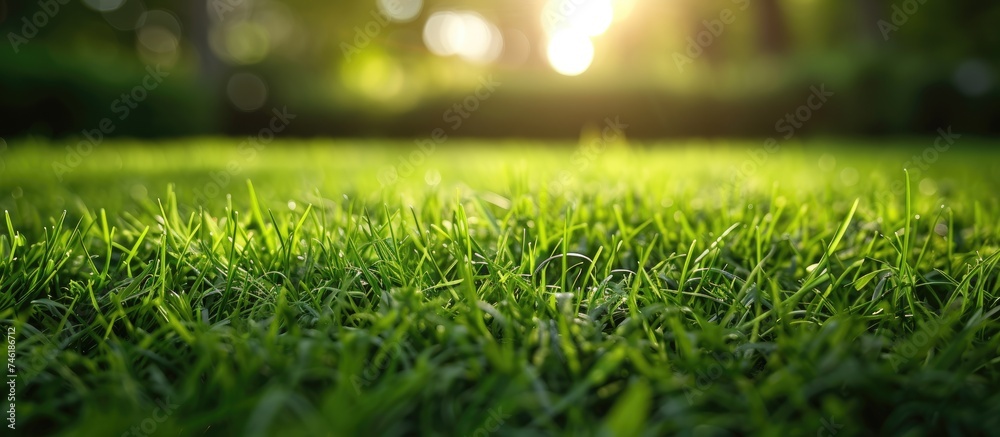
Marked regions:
[0,0,997,140]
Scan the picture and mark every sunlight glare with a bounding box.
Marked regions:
[547,29,594,76]
[544,0,614,37]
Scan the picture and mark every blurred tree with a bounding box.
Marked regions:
[756,0,790,54]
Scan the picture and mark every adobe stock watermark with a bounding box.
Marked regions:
[376,75,501,186]
[51,65,170,181]
[816,416,845,437]
[542,0,608,30]
[875,126,959,207]
[6,326,15,431]
[547,116,628,196]
[351,340,410,395]
[210,0,249,21]
[7,0,72,54]
[120,397,179,437]
[877,0,930,41]
[465,406,510,437]
[730,84,834,188]
[679,351,737,405]
[673,0,750,73]
[340,0,405,62]
[815,383,849,437]
[192,107,297,204]
[888,317,943,372]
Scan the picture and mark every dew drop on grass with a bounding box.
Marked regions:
[288,200,297,210]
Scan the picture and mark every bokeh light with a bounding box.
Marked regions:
[423,11,503,63]
[547,29,593,76]
[135,10,181,67]
[254,2,298,50]
[953,59,995,97]
[422,12,456,56]
[378,0,423,23]
[210,21,271,65]
[501,29,531,66]
[540,0,615,75]
[226,72,269,111]
[137,25,177,53]
[206,0,253,23]
[82,0,125,13]
[543,0,614,37]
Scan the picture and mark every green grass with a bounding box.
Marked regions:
[2,139,1000,436]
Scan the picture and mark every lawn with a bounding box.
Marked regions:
[2,139,999,436]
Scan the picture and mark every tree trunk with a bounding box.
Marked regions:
[756,0,789,54]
